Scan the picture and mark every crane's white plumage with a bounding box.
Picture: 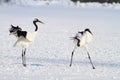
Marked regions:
[14,31,37,48]
[79,31,93,47]
[26,32,37,42]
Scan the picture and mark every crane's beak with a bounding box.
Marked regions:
[88,30,93,35]
[39,20,44,24]
[85,28,93,35]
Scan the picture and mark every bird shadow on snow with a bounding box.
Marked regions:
[75,60,120,68]
[26,57,120,68]
[29,63,44,67]
[6,55,120,68]
[13,63,44,67]
[94,61,120,68]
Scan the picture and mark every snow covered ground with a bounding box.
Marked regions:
[0,2,120,80]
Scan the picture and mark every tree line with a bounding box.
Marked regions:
[71,0,120,3]
[1,0,120,4]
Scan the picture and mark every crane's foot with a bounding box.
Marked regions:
[93,66,95,69]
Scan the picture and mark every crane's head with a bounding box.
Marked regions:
[33,18,44,24]
[9,25,22,36]
[84,28,93,35]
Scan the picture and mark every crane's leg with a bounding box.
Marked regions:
[70,46,77,67]
[85,46,95,69]
[87,52,95,69]
[22,48,26,67]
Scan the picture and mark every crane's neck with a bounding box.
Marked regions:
[33,21,38,31]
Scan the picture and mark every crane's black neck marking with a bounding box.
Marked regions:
[33,21,38,31]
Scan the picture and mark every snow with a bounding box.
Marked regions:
[0,2,120,80]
